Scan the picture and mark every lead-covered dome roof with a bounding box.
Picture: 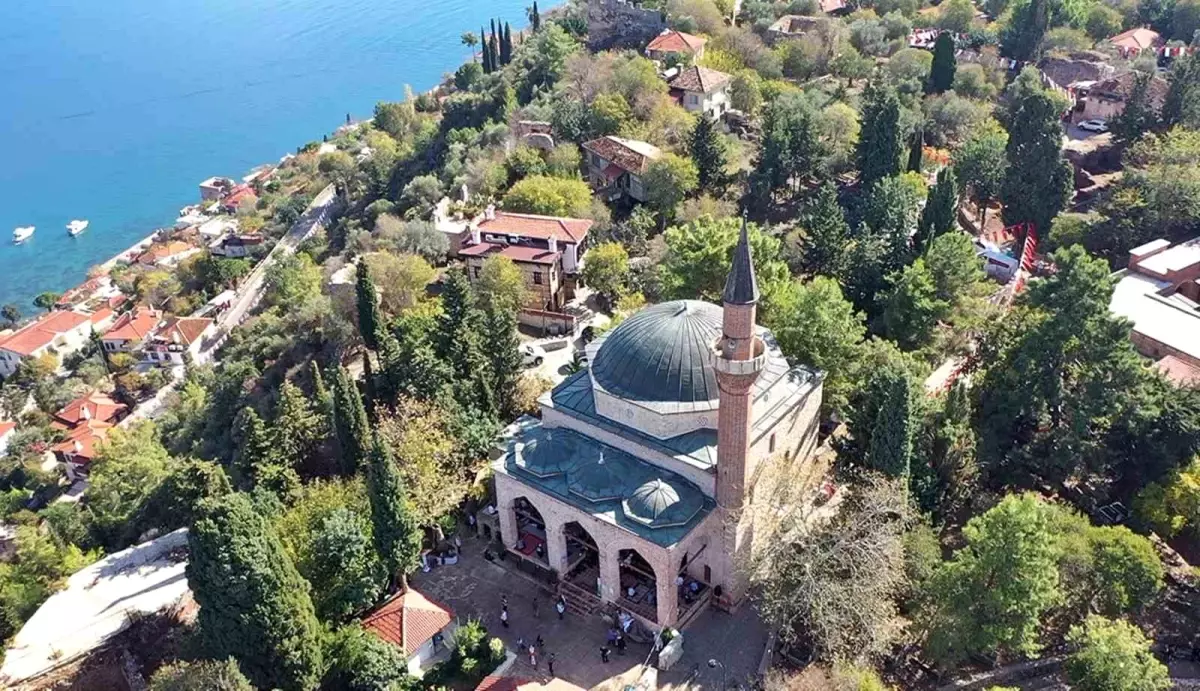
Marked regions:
[590,300,721,405]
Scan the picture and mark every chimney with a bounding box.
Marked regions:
[81,406,91,421]
[470,225,482,246]
[1128,238,1171,273]
[548,236,558,253]
[485,204,496,221]
[73,441,83,454]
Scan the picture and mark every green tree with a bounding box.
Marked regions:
[32,291,60,312]
[1064,616,1170,691]
[503,175,592,216]
[907,127,924,173]
[528,1,541,31]
[1,303,21,328]
[1087,526,1164,615]
[142,459,233,533]
[1135,456,1200,537]
[481,25,493,73]
[1000,68,1072,234]
[149,658,255,691]
[954,118,1008,230]
[483,306,524,420]
[475,255,529,315]
[690,116,728,191]
[308,508,387,621]
[580,242,630,306]
[881,258,950,350]
[915,166,959,254]
[866,369,917,478]
[330,366,371,474]
[1163,53,1200,129]
[797,184,852,278]
[927,32,957,94]
[643,153,699,223]
[323,625,412,691]
[1001,0,1050,61]
[771,277,867,417]
[437,268,494,413]
[922,493,1062,666]
[187,493,324,691]
[501,22,513,65]
[273,380,325,469]
[751,92,826,201]
[856,80,904,190]
[454,61,484,91]
[461,31,479,62]
[365,437,422,586]
[263,253,322,309]
[1110,71,1159,145]
[86,422,174,549]
[921,382,979,517]
[730,70,763,114]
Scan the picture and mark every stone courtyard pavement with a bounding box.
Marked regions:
[410,537,769,690]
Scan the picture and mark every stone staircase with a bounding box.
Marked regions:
[558,579,603,618]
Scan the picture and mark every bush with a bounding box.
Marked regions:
[1065,616,1170,691]
[502,176,592,217]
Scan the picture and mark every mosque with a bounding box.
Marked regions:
[491,224,824,629]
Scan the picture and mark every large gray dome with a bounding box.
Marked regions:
[590,300,721,404]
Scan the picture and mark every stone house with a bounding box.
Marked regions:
[668,66,732,119]
[645,29,707,62]
[581,136,663,202]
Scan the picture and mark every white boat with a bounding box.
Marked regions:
[67,220,89,237]
[13,226,34,244]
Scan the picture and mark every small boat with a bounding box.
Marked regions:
[13,226,34,244]
[67,220,89,237]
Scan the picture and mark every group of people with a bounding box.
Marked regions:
[499,594,568,678]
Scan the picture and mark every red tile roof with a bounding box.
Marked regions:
[459,242,561,265]
[478,212,593,244]
[0,310,91,356]
[52,419,114,462]
[1155,355,1200,386]
[55,279,104,308]
[52,391,128,430]
[138,241,194,264]
[646,29,706,55]
[582,136,663,175]
[476,677,585,691]
[668,65,732,93]
[103,307,162,343]
[151,316,213,347]
[820,0,848,12]
[0,421,16,437]
[362,589,454,657]
[89,307,115,325]
[1109,27,1161,52]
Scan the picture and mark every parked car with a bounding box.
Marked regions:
[520,343,546,367]
[1078,119,1108,133]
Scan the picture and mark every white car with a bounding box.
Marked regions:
[520,343,546,368]
[1078,119,1108,133]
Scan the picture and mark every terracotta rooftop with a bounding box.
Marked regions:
[361,589,454,657]
[1155,355,1200,386]
[1092,72,1169,108]
[820,0,848,12]
[103,307,162,343]
[582,136,663,175]
[0,310,91,356]
[151,316,213,347]
[1109,27,1161,52]
[645,29,706,55]
[52,391,128,430]
[137,241,194,264]
[476,676,586,691]
[459,242,561,266]
[0,421,15,437]
[52,419,114,462]
[478,212,593,244]
[668,65,732,94]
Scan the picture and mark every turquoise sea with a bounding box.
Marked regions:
[0,0,536,311]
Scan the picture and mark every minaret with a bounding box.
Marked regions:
[712,219,766,607]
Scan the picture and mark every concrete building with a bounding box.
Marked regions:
[143,316,215,366]
[645,29,707,62]
[0,310,97,377]
[199,176,235,201]
[490,224,824,628]
[362,589,457,677]
[1108,26,1162,57]
[1110,237,1200,385]
[582,136,662,203]
[137,240,201,268]
[668,66,732,119]
[101,306,162,353]
[1079,72,1168,123]
[460,209,593,313]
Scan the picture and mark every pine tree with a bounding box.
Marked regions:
[310,361,331,417]
[800,183,852,278]
[690,116,728,191]
[330,366,371,473]
[1110,72,1158,144]
[235,408,275,490]
[502,23,513,65]
[484,306,524,419]
[356,261,383,351]
[273,380,324,468]
[915,166,959,254]
[856,80,903,190]
[1001,0,1049,62]
[926,32,957,94]
[365,437,422,587]
[187,493,323,691]
[866,371,914,479]
[389,332,454,403]
[907,127,924,173]
[437,268,495,412]
[481,25,493,73]
[1000,68,1073,235]
[531,1,541,31]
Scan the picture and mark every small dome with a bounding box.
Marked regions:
[512,432,574,478]
[567,450,628,502]
[625,479,681,521]
[590,300,722,404]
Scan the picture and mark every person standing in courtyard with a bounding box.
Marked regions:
[533,597,540,618]
[547,652,556,677]
[556,596,566,620]
[529,644,538,668]
[500,605,509,628]
[600,645,610,663]
[616,632,626,655]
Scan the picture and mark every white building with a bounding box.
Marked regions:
[0,310,99,377]
[668,66,732,119]
[361,589,457,677]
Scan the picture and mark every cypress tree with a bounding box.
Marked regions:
[310,361,331,417]
[330,366,370,473]
[1000,68,1073,234]
[532,1,541,31]
[187,493,324,691]
[926,32,957,95]
[799,183,852,278]
[484,305,524,419]
[502,23,513,65]
[690,116,728,191]
[235,408,275,490]
[489,32,500,72]
[481,25,492,73]
[392,332,454,403]
[362,351,378,416]
[907,127,924,173]
[273,380,324,469]
[915,166,959,254]
[356,261,382,351]
[866,371,914,479]
[1000,0,1049,62]
[365,437,422,587]
[437,269,496,413]
[856,80,903,190]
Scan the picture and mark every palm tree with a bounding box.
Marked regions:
[461,31,479,62]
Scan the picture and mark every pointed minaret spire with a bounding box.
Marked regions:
[722,216,759,305]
